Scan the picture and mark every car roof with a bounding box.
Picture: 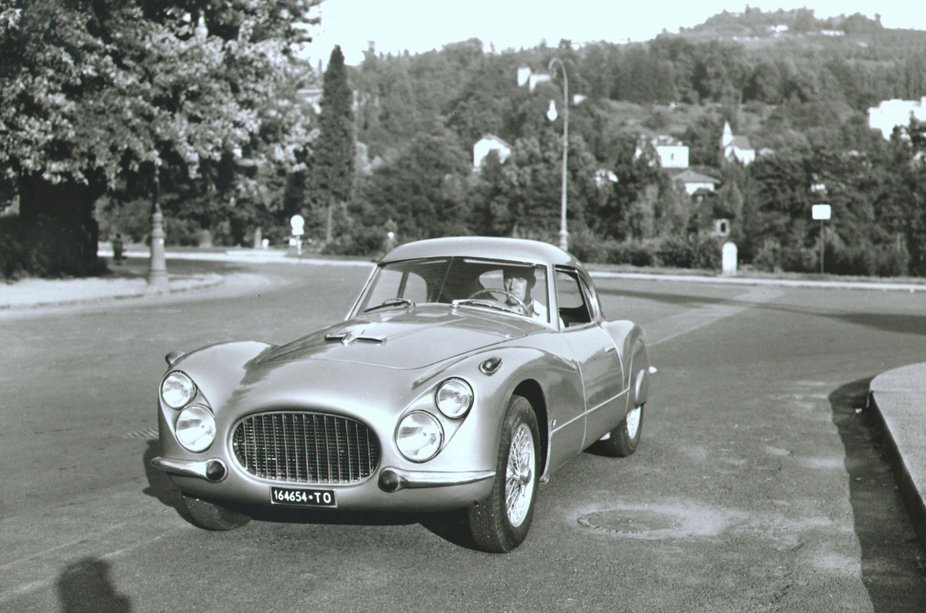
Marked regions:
[380,237,585,270]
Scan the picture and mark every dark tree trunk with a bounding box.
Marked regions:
[13,175,105,277]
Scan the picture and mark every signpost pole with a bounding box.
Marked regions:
[820,219,826,275]
[811,204,831,275]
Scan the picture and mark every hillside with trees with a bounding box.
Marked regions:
[4,5,926,278]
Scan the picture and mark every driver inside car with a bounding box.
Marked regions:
[503,267,549,324]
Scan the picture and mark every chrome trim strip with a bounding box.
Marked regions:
[585,388,629,416]
[550,386,630,435]
[381,468,495,489]
[151,457,213,480]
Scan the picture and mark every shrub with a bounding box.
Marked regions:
[0,214,105,279]
[655,235,695,268]
[566,227,610,264]
[321,226,387,257]
[605,240,657,267]
[693,236,724,270]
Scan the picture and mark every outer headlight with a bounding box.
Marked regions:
[396,411,443,462]
[435,378,474,419]
[175,405,216,452]
[161,371,197,409]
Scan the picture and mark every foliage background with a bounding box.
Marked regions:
[3,5,926,278]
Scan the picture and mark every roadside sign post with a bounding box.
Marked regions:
[812,204,831,274]
[290,215,305,257]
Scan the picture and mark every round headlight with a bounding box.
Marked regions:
[175,405,216,453]
[435,378,474,419]
[161,371,197,409]
[395,412,443,462]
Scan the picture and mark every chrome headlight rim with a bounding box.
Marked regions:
[161,371,197,409]
[435,377,474,419]
[175,404,216,453]
[395,411,444,463]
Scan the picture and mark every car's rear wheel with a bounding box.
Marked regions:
[598,404,644,457]
[182,493,251,531]
[467,395,540,553]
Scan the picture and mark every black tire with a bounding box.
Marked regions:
[467,395,540,553]
[598,403,644,458]
[182,493,252,531]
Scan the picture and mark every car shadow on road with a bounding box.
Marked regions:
[140,439,483,550]
[829,378,926,611]
[248,506,483,550]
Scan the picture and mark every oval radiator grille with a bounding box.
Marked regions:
[232,412,380,484]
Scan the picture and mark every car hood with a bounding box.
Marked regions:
[256,304,532,370]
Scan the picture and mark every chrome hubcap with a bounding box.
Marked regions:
[505,423,535,528]
[626,406,642,439]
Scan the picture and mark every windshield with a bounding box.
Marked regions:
[357,257,552,324]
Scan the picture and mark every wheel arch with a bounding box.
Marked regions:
[512,379,548,476]
[627,337,650,409]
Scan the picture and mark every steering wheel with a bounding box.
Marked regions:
[466,289,530,316]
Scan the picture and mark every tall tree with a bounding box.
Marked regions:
[313,45,355,242]
[0,0,320,277]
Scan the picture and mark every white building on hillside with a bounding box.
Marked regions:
[722,122,756,165]
[868,97,926,139]
[635,135,689,169]
[473,134,512,170]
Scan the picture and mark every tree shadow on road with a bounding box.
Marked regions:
[829,378,926,611]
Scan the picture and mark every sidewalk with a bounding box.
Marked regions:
[0,272,224,309]
[868,365,926,549]
[0,247,374,310]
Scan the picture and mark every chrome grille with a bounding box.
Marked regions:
[232,412,380,484]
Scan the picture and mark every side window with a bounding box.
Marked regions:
[579,277,602,321]
[555,268,592,328]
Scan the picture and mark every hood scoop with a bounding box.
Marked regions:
[325,329,385,345]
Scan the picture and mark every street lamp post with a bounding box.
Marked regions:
[547,57,569,252]
[147,177,169,294]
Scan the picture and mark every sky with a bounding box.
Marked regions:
[304,0,926,67]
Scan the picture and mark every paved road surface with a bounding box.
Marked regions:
[2,260,925,612]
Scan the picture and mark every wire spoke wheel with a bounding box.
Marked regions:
[505,423,536,528]
[467,395,540,552]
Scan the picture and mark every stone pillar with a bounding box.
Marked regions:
[722,242,738,276]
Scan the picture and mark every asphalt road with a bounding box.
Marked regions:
[2,260,926,612]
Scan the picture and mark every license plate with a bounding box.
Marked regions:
[271,487,336,507]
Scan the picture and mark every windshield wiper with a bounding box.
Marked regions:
[452,299,519,315]
[364,298,415,313]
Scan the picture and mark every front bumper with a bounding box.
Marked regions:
[152,456,495,511]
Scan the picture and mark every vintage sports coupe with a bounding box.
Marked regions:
[152,237,652,552]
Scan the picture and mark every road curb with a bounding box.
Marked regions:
[590,271,926,292]
[868,365,926,551]
[0,273,224,310]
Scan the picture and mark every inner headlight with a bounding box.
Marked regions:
[435,378,474,419]
[161,371,197,409]
[175,405,216,452]
[395,411,443,462]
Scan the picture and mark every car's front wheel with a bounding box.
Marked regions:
[467,395,540,553]
[182,493,252,531]
[598,403,644,458]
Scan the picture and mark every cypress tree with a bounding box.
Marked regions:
[314,45,355,242]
